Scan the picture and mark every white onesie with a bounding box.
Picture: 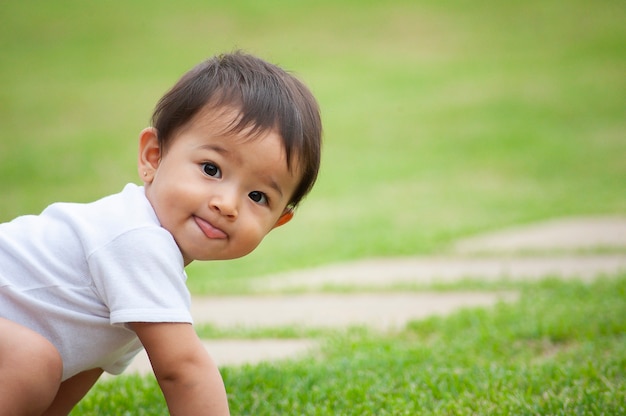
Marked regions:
[0,183,193,380]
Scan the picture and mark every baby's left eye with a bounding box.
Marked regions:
[249,191,268,205]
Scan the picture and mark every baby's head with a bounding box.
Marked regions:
[150,51,322,209]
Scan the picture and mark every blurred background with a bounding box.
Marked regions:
[1,0,624,292]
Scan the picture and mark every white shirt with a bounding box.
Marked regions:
[0,184,192,380]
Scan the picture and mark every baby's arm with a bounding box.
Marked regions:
[130,322,230,416]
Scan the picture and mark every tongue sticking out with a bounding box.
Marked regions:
[194,216,227,239]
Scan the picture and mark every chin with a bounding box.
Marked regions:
[188,246,258,262]
[195,252,242,262]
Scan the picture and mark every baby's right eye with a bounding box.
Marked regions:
[202,162,222,178]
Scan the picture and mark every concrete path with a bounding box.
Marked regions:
[255,255,626,290]
[453,216,626,253]
[190,292,518,330]
[114,215,626,377]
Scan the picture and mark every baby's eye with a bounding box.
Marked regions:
[248,191,268,205]
[202,163,221,178]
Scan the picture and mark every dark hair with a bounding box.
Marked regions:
[151,51,322,208]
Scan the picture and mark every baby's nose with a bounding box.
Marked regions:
[210,193,238,219]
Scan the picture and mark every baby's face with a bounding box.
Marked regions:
[143,108,299,264]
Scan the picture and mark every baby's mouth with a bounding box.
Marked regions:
[194,216,227,239]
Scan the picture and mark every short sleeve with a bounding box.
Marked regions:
[87,227,193,325]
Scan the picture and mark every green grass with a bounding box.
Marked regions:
[74,276,626,415]
[2,0,625,414]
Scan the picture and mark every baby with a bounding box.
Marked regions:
[0,51,322,415]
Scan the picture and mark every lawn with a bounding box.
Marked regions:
[1,0,624,414]
[74,276,626,415]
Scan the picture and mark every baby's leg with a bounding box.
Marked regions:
[44,367,103,415]
[0,317,63,415]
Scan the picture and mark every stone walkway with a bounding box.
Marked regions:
[117,216,626,377]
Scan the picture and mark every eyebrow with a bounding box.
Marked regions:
[198,144,230,155]
[266,176,284,199]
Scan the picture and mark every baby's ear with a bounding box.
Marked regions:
[138,127,161,183]
[273,208,294,229]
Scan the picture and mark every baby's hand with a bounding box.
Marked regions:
[130,322,230,415]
